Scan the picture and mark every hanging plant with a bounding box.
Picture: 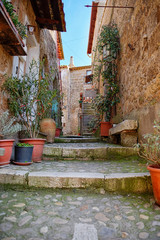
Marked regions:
[2,0,27,39]
[93,23,120,122]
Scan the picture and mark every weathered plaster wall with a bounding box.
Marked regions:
[92,0,160,139]
[61,65,92,135]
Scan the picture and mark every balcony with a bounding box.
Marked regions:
[0,1,26,56]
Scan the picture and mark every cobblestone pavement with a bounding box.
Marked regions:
[7,158,147,174]
[0,188,160,240]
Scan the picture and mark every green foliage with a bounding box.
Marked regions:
[136,120,160,166]
[93,23,120,121]
[2,0,27,39]
[0,110,21,138]
[2,60,57,138]
[16,143,33,147]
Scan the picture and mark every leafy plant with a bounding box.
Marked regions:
[93,23,120,121]
[2,0,27,39]
[16,143,33,147]
[0,110,21,139]
[136,120,160,167]
[2,60,57,138]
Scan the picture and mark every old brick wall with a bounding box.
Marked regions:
[92,0,160,139]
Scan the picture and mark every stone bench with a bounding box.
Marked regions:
[109,120,138,147]
[0,148,5,156]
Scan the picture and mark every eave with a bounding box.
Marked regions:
[0,1,26,56]
[57,32,64,60]
[87,1,98,54]
[30,0,66,32]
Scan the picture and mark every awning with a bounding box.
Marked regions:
[30,0,66,32]
[0,0,27,56]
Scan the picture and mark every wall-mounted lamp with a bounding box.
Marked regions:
[27,25,35,35]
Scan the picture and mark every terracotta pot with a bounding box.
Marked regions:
[55,128,61,137]
[100,122,112,136]
[0,139,14,166]
[147,165,160,206]
[40,118,56,143]
[19,138,45,163]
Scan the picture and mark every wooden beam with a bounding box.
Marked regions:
[36,17,59,26]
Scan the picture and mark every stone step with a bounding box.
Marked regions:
[0,168,151,194]
[55,137,100,143]
[43,143,138,160]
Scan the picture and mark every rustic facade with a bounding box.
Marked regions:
[88,0,160,140]
[0,0,65,124]
[61,57,93,135]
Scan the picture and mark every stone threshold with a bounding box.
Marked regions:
[0,168,152,194]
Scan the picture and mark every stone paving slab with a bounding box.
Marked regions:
[0,188,160,240]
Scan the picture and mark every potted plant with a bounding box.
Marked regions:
[0,110,21,166]
[2,60,57,162]
[137,120,160,205]
[92,23,120,136]
[14,142,33,165]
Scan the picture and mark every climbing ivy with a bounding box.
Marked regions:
[93,23,120,122]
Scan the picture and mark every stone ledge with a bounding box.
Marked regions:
[109,120,138,136]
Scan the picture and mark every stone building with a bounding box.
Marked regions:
[0,0,66,123]
[61,57,95,136]
[87,0,160,140]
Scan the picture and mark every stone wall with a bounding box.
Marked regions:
[61,65,92,135]
[91,0,160,140]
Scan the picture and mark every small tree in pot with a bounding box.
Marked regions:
[2,60,57,162]
[137,120,160,206]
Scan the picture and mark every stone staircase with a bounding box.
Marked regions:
[0,137,152,195]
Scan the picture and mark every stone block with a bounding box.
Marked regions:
[28,172,104,189]
[72,223,98,240]
[109,120,138,136]
[43,146,62,157]
[104,173,152,193]
[121,131,138,147]
[0,169,28,185]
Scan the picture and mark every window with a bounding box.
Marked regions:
[85,70,92,84]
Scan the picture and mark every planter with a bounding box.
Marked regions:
[14,145,33,165]
[147,165,160,206]
[55,128,61,137]
[19,138,45,163]
[0,139,14,166]
[100,122,112,137]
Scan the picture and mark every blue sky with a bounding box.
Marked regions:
[60,0,92,67]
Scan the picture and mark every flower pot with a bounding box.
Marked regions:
[14,145,33,165]
[55,128,61,137]
[0,139,14,166]
[100,122,112,136]
[147,165,160,206]
[19,138,45,163]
